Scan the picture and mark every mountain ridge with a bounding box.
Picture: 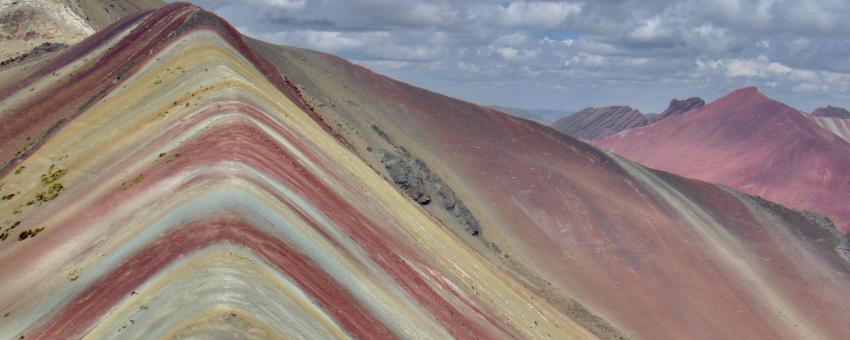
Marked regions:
[551,105,646,139]
[651,97,705,122]
[551,97,704,140]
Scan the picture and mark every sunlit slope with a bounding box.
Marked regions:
[0,4,598,339]
[596,87,850,233]
[0,0,163,66]
[0,0,93,60]
[69,0,165,30]
[812,115,850,142]
[250,42,850,339]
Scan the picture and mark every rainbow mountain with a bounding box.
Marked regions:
[0,3,848,339]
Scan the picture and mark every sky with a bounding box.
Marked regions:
[178,0,850,114]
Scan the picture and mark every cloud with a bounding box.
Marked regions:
[567,53,607,67]
[707,0,742,21]
[714,56,791,78]
[697,55,850,98]
[792,83,828,93]
[298,31,364,51]
[253,30,365,53]
[259,0,305,10]
[406,3,457,25]
[181,0,850,112]
[495,32,529,46]
[498,1,583,28]
[628,17,674,44]
[543,36,575,48]
[495,47,539,61]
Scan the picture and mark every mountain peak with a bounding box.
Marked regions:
[736,86,760,93]
[813,105,850,119]
[705,86,777,114]
[726,86,767,100]
[652,97,705,122]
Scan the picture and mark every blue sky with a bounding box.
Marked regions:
[180,0,850,114]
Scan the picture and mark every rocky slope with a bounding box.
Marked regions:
[68,0,165,30]
[650,97,705,122]
[596,87,850,233]
[551,105,646,140]
[0,0,94,60]
[0,0,162,61]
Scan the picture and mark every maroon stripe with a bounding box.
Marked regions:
[29,217,396,339]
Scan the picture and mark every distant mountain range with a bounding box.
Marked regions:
[549,97,705,140]
[551,105,645,139]
[487,105,574,124]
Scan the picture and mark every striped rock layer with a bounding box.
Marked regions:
[0,4,846,340]
[551,98,705,141]
[551,106,647,140]
[0,4,596,339]
[812,115,850,142]
[811,106,850,142]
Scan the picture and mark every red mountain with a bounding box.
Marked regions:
[596,87,850,232]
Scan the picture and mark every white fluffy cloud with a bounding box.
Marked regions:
[697,55,850,95]
[498,1,583,28]
[256,0,305,10]
[253,30,365,53]
[495,46,539,61]
[628,17,673,43]
[181,0,850,112]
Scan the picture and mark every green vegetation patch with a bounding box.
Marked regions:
[40,164,66,186]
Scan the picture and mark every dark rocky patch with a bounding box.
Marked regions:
[374,125,481,236]
[0,42,68,68]
[742,193,850,270]
[382,151,431,205]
